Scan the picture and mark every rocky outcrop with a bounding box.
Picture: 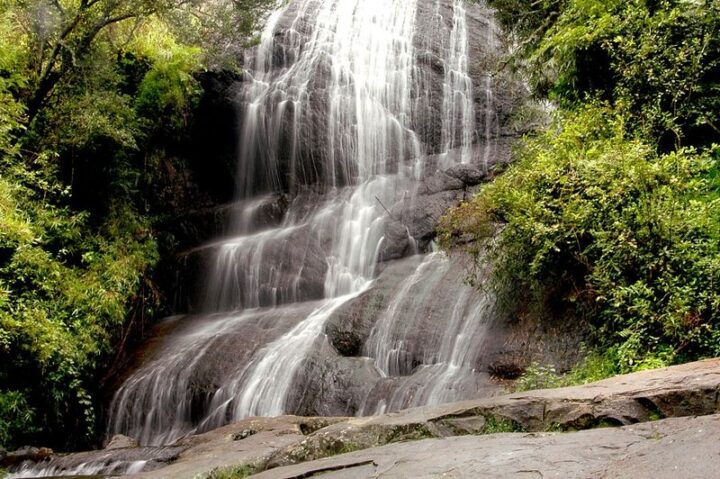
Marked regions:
[324,258,421,357]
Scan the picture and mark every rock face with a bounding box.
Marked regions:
[6,446,183,478]
[378,141,514,261]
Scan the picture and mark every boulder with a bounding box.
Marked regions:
[289,342,382,417]
[324,257,421,357]
[105,434,140,450]
[444,163,487,186]
[377,220,414,263]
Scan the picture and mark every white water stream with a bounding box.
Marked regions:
[106,0,502,450]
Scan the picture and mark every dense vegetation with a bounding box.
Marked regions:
[0,0,271,451]
[443,0,720,377]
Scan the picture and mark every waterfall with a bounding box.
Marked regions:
[441,0,475,166]
[8,460,147,478]
[108,0,504,448]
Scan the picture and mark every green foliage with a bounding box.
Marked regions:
[514,363,567,391]
[0,167,158,449]
[566,350,618,384]
[200,464,259,479]
[482,415,526,434]
[0,391,36,448]
[553,0,718,149]
[465,0,720,382]
[134,34,203,134]
[514,351,618,392]
[0,7,27,157]
[481,0,565,47]
[442,106,720,372]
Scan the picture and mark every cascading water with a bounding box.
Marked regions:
[7,461,147,479]
[441,0,475,166]
[108,0,505,449]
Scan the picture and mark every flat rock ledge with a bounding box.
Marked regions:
[253,414,720,479]
[9,359,720,478]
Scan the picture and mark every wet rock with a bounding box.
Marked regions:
[289,342,381,417]
[233,0,520,183]
[416,51,445,75]
[35,359,720,479]
[105,434,140,450]
[392,189,463,244]
[417,171,465,195]
[263,358,720,469]
[107,301,326,446]
[7,445,185,477]
[378,220,414,263]
[444,163,487,186]
[183,223,329,312]
[1,446,53,468]
[381,149,513,261]
[325,290,388,357]
[325,257,421,357]
[322,254,505,415]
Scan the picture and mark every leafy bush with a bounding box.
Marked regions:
[0,391,36,448]
[482,415,526,434]
[441,106,720,372]
[200,464,259,479]
[132,25,203,135]
[0,169,158,449]
[514,352,618,392]
[514,363,567,392]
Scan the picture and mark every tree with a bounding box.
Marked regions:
[11,0,274,122]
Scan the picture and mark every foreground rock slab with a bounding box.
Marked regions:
[253,415,720,479]
[126,417,345,479]
[10,360,719,478]
[264,358,720,467]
